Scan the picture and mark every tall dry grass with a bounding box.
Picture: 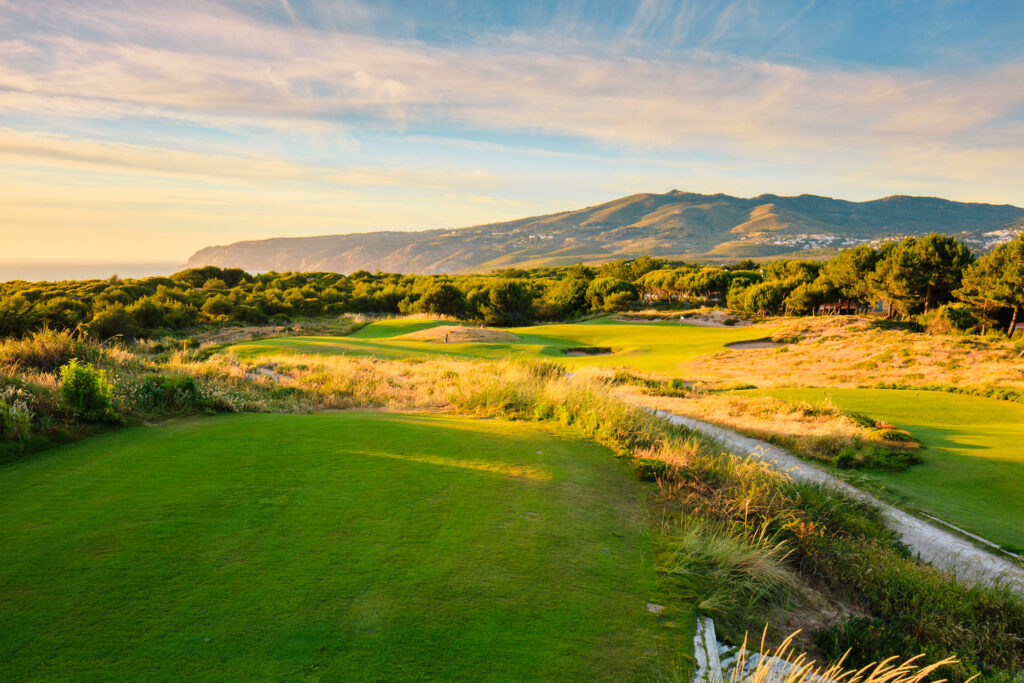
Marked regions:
[0,328,99,372]
[622,391,921,470]
[658,514,798,635]
[730,630,965,683]
[689,316,1024,395]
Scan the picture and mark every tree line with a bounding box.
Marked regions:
[0,259,665,339]
[638,233,1024,337]
[1,234,1021,340]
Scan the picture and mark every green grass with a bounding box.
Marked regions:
[0,412,690,681]
[227,316,768,375]
[744,387,1024,553]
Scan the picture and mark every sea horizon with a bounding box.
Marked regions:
[0,261,184,283]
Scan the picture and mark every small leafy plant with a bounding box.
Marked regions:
[59,359,117,422]
[0,386,34,440]
[137,375,202,411]
[632,456,668,481]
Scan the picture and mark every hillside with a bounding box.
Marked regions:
[186,191,1024,273]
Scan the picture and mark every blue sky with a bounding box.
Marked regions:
[1,0,1022,261]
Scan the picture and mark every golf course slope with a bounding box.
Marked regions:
[0,413,687,680]
[227,316,768,375]
[749,388,1024,553]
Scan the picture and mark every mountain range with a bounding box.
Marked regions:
[186,191,1024,274]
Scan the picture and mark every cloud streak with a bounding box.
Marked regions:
[1,0,1023,262]
[1,1,1021,155]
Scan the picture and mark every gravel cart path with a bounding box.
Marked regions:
[657,411,1024,591]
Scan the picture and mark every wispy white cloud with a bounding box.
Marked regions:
[0,128,506,192]
[1,0,1023,262]
[1,1,1020,157]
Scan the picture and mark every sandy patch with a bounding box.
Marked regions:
[562,346,614,356]
[399,325,520,343]
[616,309,752,328]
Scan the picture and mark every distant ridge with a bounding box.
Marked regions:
[187,191,1024,273]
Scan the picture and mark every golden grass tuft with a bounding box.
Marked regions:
[731,629,967,683]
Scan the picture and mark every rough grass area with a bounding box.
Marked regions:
[226,316,770,375]
[747,388,1024,553]
[0,412,689,681]
[687,316,1024,395]
[623,391,922,472]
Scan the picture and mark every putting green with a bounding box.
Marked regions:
[227,317,768,375]
[746,388,1024,552]
[0,413,688,681]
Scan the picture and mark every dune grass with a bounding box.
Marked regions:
[688,315,1024,395]
[745,387,1024,553]
[226,316,770,375]
[0,412,689,681]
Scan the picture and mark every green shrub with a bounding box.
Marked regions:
[137,375,202,411]
[59,359,116,422]
[833,443,922,471]
[865,427,918,444]
[807,534,1024,681]
[632,457,667,481]
[0,386,34,440]
[816,617,917,668]
[937,303,979,333]
[669,378,689,392]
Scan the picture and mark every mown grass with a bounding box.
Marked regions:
[0,412,689,681]
[3,328,1023,680]
[225,316,770,375]
[746,387,1024,553]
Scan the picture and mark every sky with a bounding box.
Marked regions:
[1,0,1023,263]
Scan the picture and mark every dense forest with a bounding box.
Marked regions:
[2,234,1022,340]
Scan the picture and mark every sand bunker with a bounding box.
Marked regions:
[725,339,782,350]
[399,325,521,343]
[616,310,752,328]
[562,346,614,356]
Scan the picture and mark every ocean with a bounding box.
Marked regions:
[0,262,184,283]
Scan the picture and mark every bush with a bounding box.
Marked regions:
[87,304,136,340]
[0,328,96,372]
[417,283,466,317]
[833,443,921,471]
[925,303,979,335]
[865,427,918,444]
[743,282,786,316]
[816,617,917,668]
[602,291,635,312]
[59,359,116,422]
[0,386,34,440]
[585,278,638,311]
[137,375,202,411]
[632,457,667,481]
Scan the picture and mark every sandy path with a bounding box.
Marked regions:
[655,411,1024,591]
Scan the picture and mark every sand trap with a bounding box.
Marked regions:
[563,346,614,356]
[399,325,520,343]
[616,310,752,328]
[725,339,781,350]
[681,317,752,329]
